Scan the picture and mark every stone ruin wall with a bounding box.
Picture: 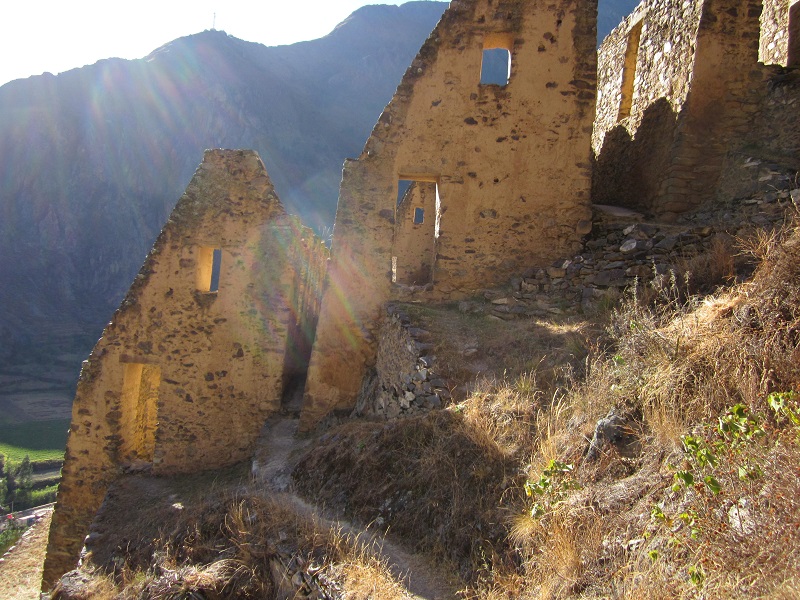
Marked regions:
[761,0,800,65]
[42,150,328,588]
[717,66,800,200]
[44,0,800,587]
[393,182,438,286]
[593,0,703,154]
[593,0,703,214]
[354,305,450,421]
[299,0,599,431]
[593,0,774,217]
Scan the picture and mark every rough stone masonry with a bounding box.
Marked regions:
[300,0,599,431]
[42,150,328,588]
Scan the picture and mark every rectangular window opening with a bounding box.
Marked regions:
[120,361,160,463]
[396,180,413,206]
[414,207,425,224]
[196,246,222,292]
[618,20,643,121]
[210,248,222,292]
[481,48,512,86]
[789,1,800,67]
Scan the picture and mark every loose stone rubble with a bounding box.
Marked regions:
[354,304,451,421]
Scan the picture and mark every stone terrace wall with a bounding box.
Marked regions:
[354,306,450,420]
[301,0,598,431]
[43,150,328,589]
[474,181,798,322]
[717,69,800,201]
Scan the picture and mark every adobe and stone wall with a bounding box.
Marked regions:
[42,150,328,588]
[393,182,438,287]
[593,0,703,154]
[301,0,598,430]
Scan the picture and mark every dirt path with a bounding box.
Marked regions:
[0,508,52,600]
[252,417,460,600]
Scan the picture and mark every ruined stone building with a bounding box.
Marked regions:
[44,0,800,588]
[300,0,599,429]
[593,0,800,218]
[42,150,328,588]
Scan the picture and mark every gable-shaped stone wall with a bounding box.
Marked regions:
[42,150,328,588]
[300,0,598,430]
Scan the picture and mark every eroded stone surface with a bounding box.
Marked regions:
[593,0,798,216]
[42,150,328,588]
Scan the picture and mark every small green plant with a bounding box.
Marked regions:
[672,403,766,497]
[688,563,705,587]
[716,403,765,448]
[524,460,580,518]
[767,391,800,428]
[650,503,667,523]
[672,434,721,495]
[677,509,701,540]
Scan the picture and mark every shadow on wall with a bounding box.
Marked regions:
[592,98,679,212]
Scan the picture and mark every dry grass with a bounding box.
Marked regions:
[402,303,596,397]
[337,554,410,600]
[295,222,800,598]
[50,477,412,600]
[52,221,800,598]
[124,494,411,600]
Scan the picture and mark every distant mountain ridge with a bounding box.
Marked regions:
[0,0,638,419]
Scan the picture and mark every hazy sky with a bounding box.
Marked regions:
[1,0,425,88]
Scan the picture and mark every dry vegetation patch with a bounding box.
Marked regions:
[401,303,596,396]
[46,221,800,599]
[51,468,412,599]
[295,222,800,598]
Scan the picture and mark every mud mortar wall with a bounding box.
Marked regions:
[394,182,438,286]
[43,150,328,589]
[301,0,598,430]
